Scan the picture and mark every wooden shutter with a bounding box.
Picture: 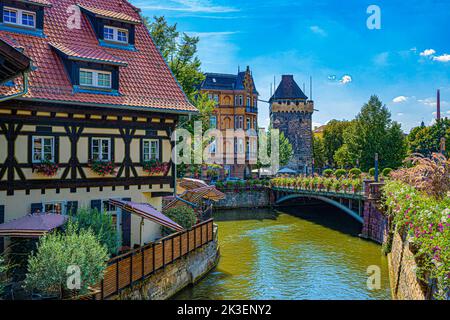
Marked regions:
[91,200,102,212]
[66,201,78,216]
[121,198,132,247]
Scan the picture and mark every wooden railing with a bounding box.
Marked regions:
[95,219,214,300]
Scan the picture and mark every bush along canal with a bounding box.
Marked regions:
[174,205,391,300]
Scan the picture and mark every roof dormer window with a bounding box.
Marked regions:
[3,7,36,29]
[80,69,112,89]
[104,26,129,44]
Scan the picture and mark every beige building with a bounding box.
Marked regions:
[0,0,197,252]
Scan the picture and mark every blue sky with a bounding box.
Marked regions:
[131,0,450,132]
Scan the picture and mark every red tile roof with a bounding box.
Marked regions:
[49,42,128,66]
[0,0,197,113]
[78,4,141,24]
[20,0,52,6]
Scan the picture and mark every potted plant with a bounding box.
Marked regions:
[33,160,58,177]
[89,160,116,176]
[142,159,170,176]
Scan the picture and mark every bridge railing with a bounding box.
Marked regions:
[271,185,365,199]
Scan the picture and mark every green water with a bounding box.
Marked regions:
[174,206,391,300]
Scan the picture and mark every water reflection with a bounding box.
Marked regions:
[174,205,391,300]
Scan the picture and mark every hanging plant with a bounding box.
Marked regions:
[33,160,58,177]
[89,160,116,176]
[142,160,170,175]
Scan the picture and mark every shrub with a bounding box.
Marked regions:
[0,255,10,297]
[24,222,108,298]
[349,168,362,178]
[391,153,450,200]
[382,168,392,177]
[163,206,197,231]
[89,160,115,176]
[334,169,347,179]
[323,169,334,177]
[142,160,169,175]
[70,208,119,256]
[369,168,376,177]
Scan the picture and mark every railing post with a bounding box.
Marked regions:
[162,239,165,268]
[100,279,104,300]
[116,259,119,295]
[152,243,155,273]
[179,233,182,257]
[141,247,145,280]
[172,237,174,261]
[129,253,133,287]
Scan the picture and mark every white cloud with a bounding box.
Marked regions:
[397,113,404,116]
[135,0,239,13]
[340,75,352,85]
[433,54,450,62]
[309,26,327,37]
[420,49,436,57]
[393,96,408,103]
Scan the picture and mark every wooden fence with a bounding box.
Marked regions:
[95,219,214,300]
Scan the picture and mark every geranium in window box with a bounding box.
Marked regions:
[89,160,116,176]
[142,160,170,176]
[33,160,58,177]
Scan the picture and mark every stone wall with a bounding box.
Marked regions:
[117,240,219,300]
[387,231,431,300]
[361,182,388,243]
[214,189,270,209]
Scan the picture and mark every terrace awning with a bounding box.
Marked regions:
[179,178,209,190]
[109,199,184,232]
[0,213,68,238]
[163,186,225,211]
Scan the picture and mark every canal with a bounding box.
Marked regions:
[174,205,391,300]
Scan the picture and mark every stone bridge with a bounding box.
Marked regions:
[270,181,388,243]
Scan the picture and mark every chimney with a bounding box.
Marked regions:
[437,89,441,120]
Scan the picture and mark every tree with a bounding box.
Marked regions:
[0,255,10,297]
[258,128,293,168]
[69,208,120,256]
[162,206,197,235]
[322,120,353,167]
[344,95,407,171]
[25,222,108,298]
[313,136,326,169]
[146,16,205,100]
[408,118,450,157]
[333,144,352,168]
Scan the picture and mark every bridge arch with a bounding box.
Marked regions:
[275,194,364,224]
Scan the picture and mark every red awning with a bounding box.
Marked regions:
[109,200,184,232]
[0,213,68,238]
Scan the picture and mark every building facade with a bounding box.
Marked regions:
[199,66,258,179]
[0,0,197,252]
[270,75,314,174]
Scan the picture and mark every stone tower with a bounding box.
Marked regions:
[270,75,314,174]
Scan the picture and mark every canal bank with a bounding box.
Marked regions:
[174,207,391,300]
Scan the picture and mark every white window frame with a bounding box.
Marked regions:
[79,68,112,89]
[3,7,36,29]
[43,201,67,215]
[142,139,159,161]
[32,136,55,163]
[103,25,129,43]
[210,115,217,129]
[91,138,111,162]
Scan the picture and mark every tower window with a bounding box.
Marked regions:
[103,26,129,43]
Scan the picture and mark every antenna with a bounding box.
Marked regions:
[303,83,306,93]
[273,76,276,95]
[270,83,273,97]
[310,76,313,100]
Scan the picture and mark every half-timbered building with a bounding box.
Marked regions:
[0,0,197,251]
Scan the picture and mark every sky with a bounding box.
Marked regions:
[131,0,450,132]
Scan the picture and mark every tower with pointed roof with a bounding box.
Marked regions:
[270,75,314,174]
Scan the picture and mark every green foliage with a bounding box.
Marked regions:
[70,208,119,256]
[333,144,353,168]
[383,181,450,299]
[349,168,362,178]
[313,136,326,169]
[343,96,407,171]
[271,176,363,194]
[24,222,108,298]
[334,169,347,179]
[382,168,392,177]
[369,168,375,177]
[146,16,204,100]
[163,206,197,231]
[322,120,354,167]
[408,119,449,158]
[0,255,10,297]
[322,169,334,177]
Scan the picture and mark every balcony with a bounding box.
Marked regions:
[246,106,258,114]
